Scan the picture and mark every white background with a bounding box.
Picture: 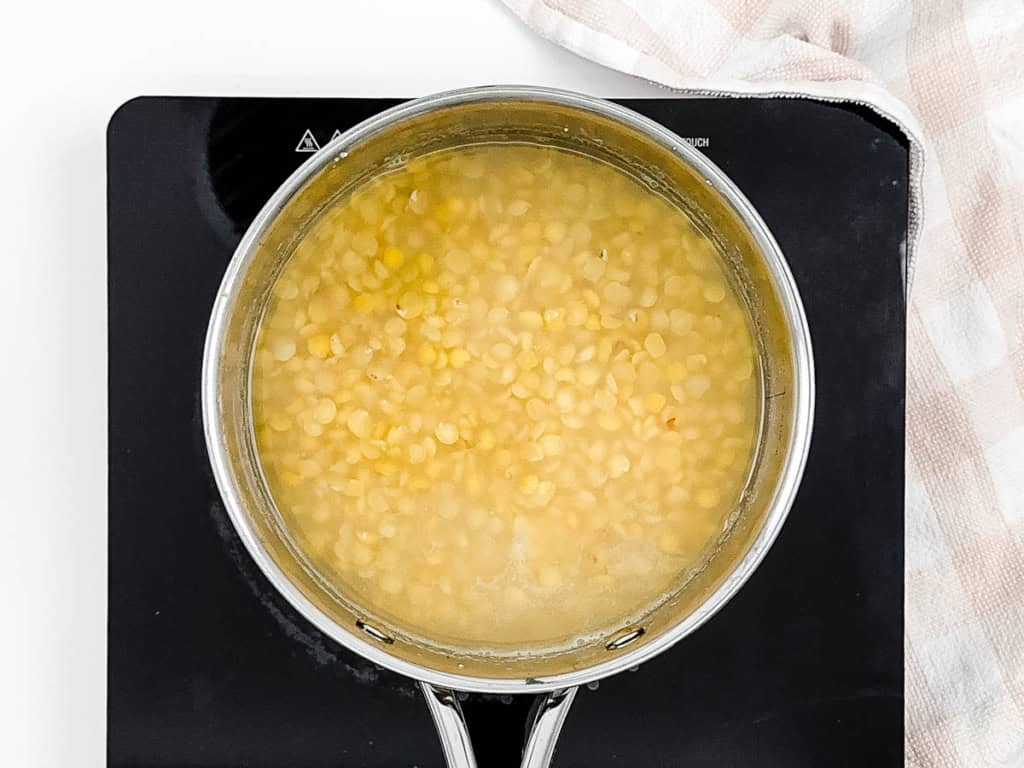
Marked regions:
[0,2,658,765]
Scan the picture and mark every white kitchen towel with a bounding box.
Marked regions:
[502,1,1024,765]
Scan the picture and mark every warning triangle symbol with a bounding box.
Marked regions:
[329,129,343,143]
[295,129,320,153]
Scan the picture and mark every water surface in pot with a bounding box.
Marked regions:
[251,141,761,652]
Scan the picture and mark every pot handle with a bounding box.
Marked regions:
[520,686,578,768]
[420,682,578,768]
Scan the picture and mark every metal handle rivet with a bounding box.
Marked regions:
[605,627,645,651]
[356,619,395,645]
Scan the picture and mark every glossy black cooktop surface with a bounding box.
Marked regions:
[107,96,907,767]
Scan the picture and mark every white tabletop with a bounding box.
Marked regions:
[0,1,660,764]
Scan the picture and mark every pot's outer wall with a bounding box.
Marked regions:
[203,87,809,686]
[108,96,906,767]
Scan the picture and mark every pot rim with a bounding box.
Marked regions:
[202,84,815,694]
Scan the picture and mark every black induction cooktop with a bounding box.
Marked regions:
[107,96,907,768]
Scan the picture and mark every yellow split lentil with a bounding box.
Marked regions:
[252,144,759,649]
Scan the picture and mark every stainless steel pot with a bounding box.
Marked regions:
[202,85,814,768]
